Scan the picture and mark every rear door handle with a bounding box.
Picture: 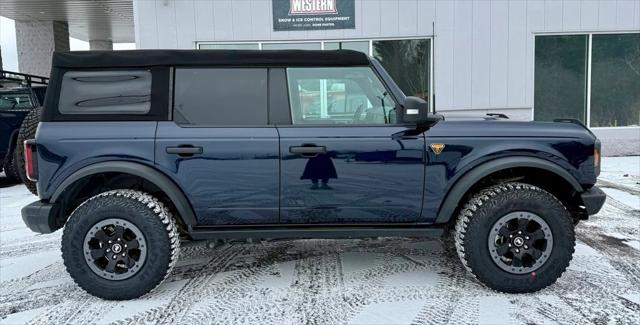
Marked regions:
[166,145,203,156]
[290,145,326,157]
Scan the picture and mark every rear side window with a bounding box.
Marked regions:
[173,68,268,126]
[58,70,151,114]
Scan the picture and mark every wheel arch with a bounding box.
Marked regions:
[50,161,197,230]
[435,156,583,224]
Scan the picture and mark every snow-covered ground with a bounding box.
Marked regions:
[1,157,638,325]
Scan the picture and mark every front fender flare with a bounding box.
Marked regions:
[50,161,197,229]
[434,156,583,224]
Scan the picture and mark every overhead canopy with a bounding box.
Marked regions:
[0,0,133,43]
[51,49,371,68]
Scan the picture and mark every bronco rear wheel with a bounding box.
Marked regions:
[62,190,179,300]
[454,182,575,293]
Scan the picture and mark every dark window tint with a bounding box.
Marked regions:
[58,70,151,114]
[591,33,640,127]
[534,35,588,123]
[173,68,268,126]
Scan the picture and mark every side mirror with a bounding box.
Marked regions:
[401,96,443,128]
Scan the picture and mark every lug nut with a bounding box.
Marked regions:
[518,231,522,234]
[106,249,111,253]
[112,254,117,259]
[525,236,530,240]
[122,253,126,257]
[508,243,512,247]
[515,249,520,253]
[524,245,529,249]
[108,240,112,244]
[509,235,513,238]
[124,244,127,248]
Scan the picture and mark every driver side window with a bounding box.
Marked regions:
[287,67,397,125]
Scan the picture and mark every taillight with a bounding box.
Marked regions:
[24,139,37,181]
[594,140,601,177]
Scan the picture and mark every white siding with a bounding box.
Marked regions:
[563,0,582,31]
[155,0,178,48]
[471,0,492,109]
[175,0,196,49]
[135,0,640,117]
[489,0,509,108]
[452,0,473,109]
[508,0,527,107]
[435,0,455,110]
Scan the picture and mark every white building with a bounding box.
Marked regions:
[2,0,639,155]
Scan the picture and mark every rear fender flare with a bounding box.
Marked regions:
[434,156,583,224]
[50,161,197,229]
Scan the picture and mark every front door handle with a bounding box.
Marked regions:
[290,145,326,157]
[166,145,203,157]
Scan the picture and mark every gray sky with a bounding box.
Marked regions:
[1,16,135,73]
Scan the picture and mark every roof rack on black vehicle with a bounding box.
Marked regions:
[0,70,49,88]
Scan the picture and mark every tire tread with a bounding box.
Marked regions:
[62,189,180,299]
[453,182,575,293]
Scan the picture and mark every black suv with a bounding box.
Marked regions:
[21,50,605,300]
[1,70,46,192]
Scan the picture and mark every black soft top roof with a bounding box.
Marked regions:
[52,49,370,69]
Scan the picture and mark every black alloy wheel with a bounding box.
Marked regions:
[487,211,553,274]
[83,218,147,280]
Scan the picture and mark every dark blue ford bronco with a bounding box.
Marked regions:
[21,50,606,300]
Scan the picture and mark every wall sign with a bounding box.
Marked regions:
[273,0,355,31]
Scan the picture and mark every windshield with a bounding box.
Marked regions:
[0,92,34,109]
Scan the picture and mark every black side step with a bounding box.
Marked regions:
[188,225,445,241]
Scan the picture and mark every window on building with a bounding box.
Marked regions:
[534,35,588,123]
[286,67,396,125]
[324,41,369,53]
[58,70,151,114]
[173,68,268,126]
[198,43,259,50]
[372,39,431,101]
[534,32,639,127]
[262,42,321,50]
[590,33,640,127]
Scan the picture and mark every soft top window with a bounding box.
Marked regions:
[58,70,151,115]
[173,68,268,126]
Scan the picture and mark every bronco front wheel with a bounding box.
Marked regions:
[62,190,179,300]
[454,182,575,293]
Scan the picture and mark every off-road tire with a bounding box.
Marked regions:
[62,190,180,300]
[2,147,19,181]
[15,107,42,195]
[454,182,575,293]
